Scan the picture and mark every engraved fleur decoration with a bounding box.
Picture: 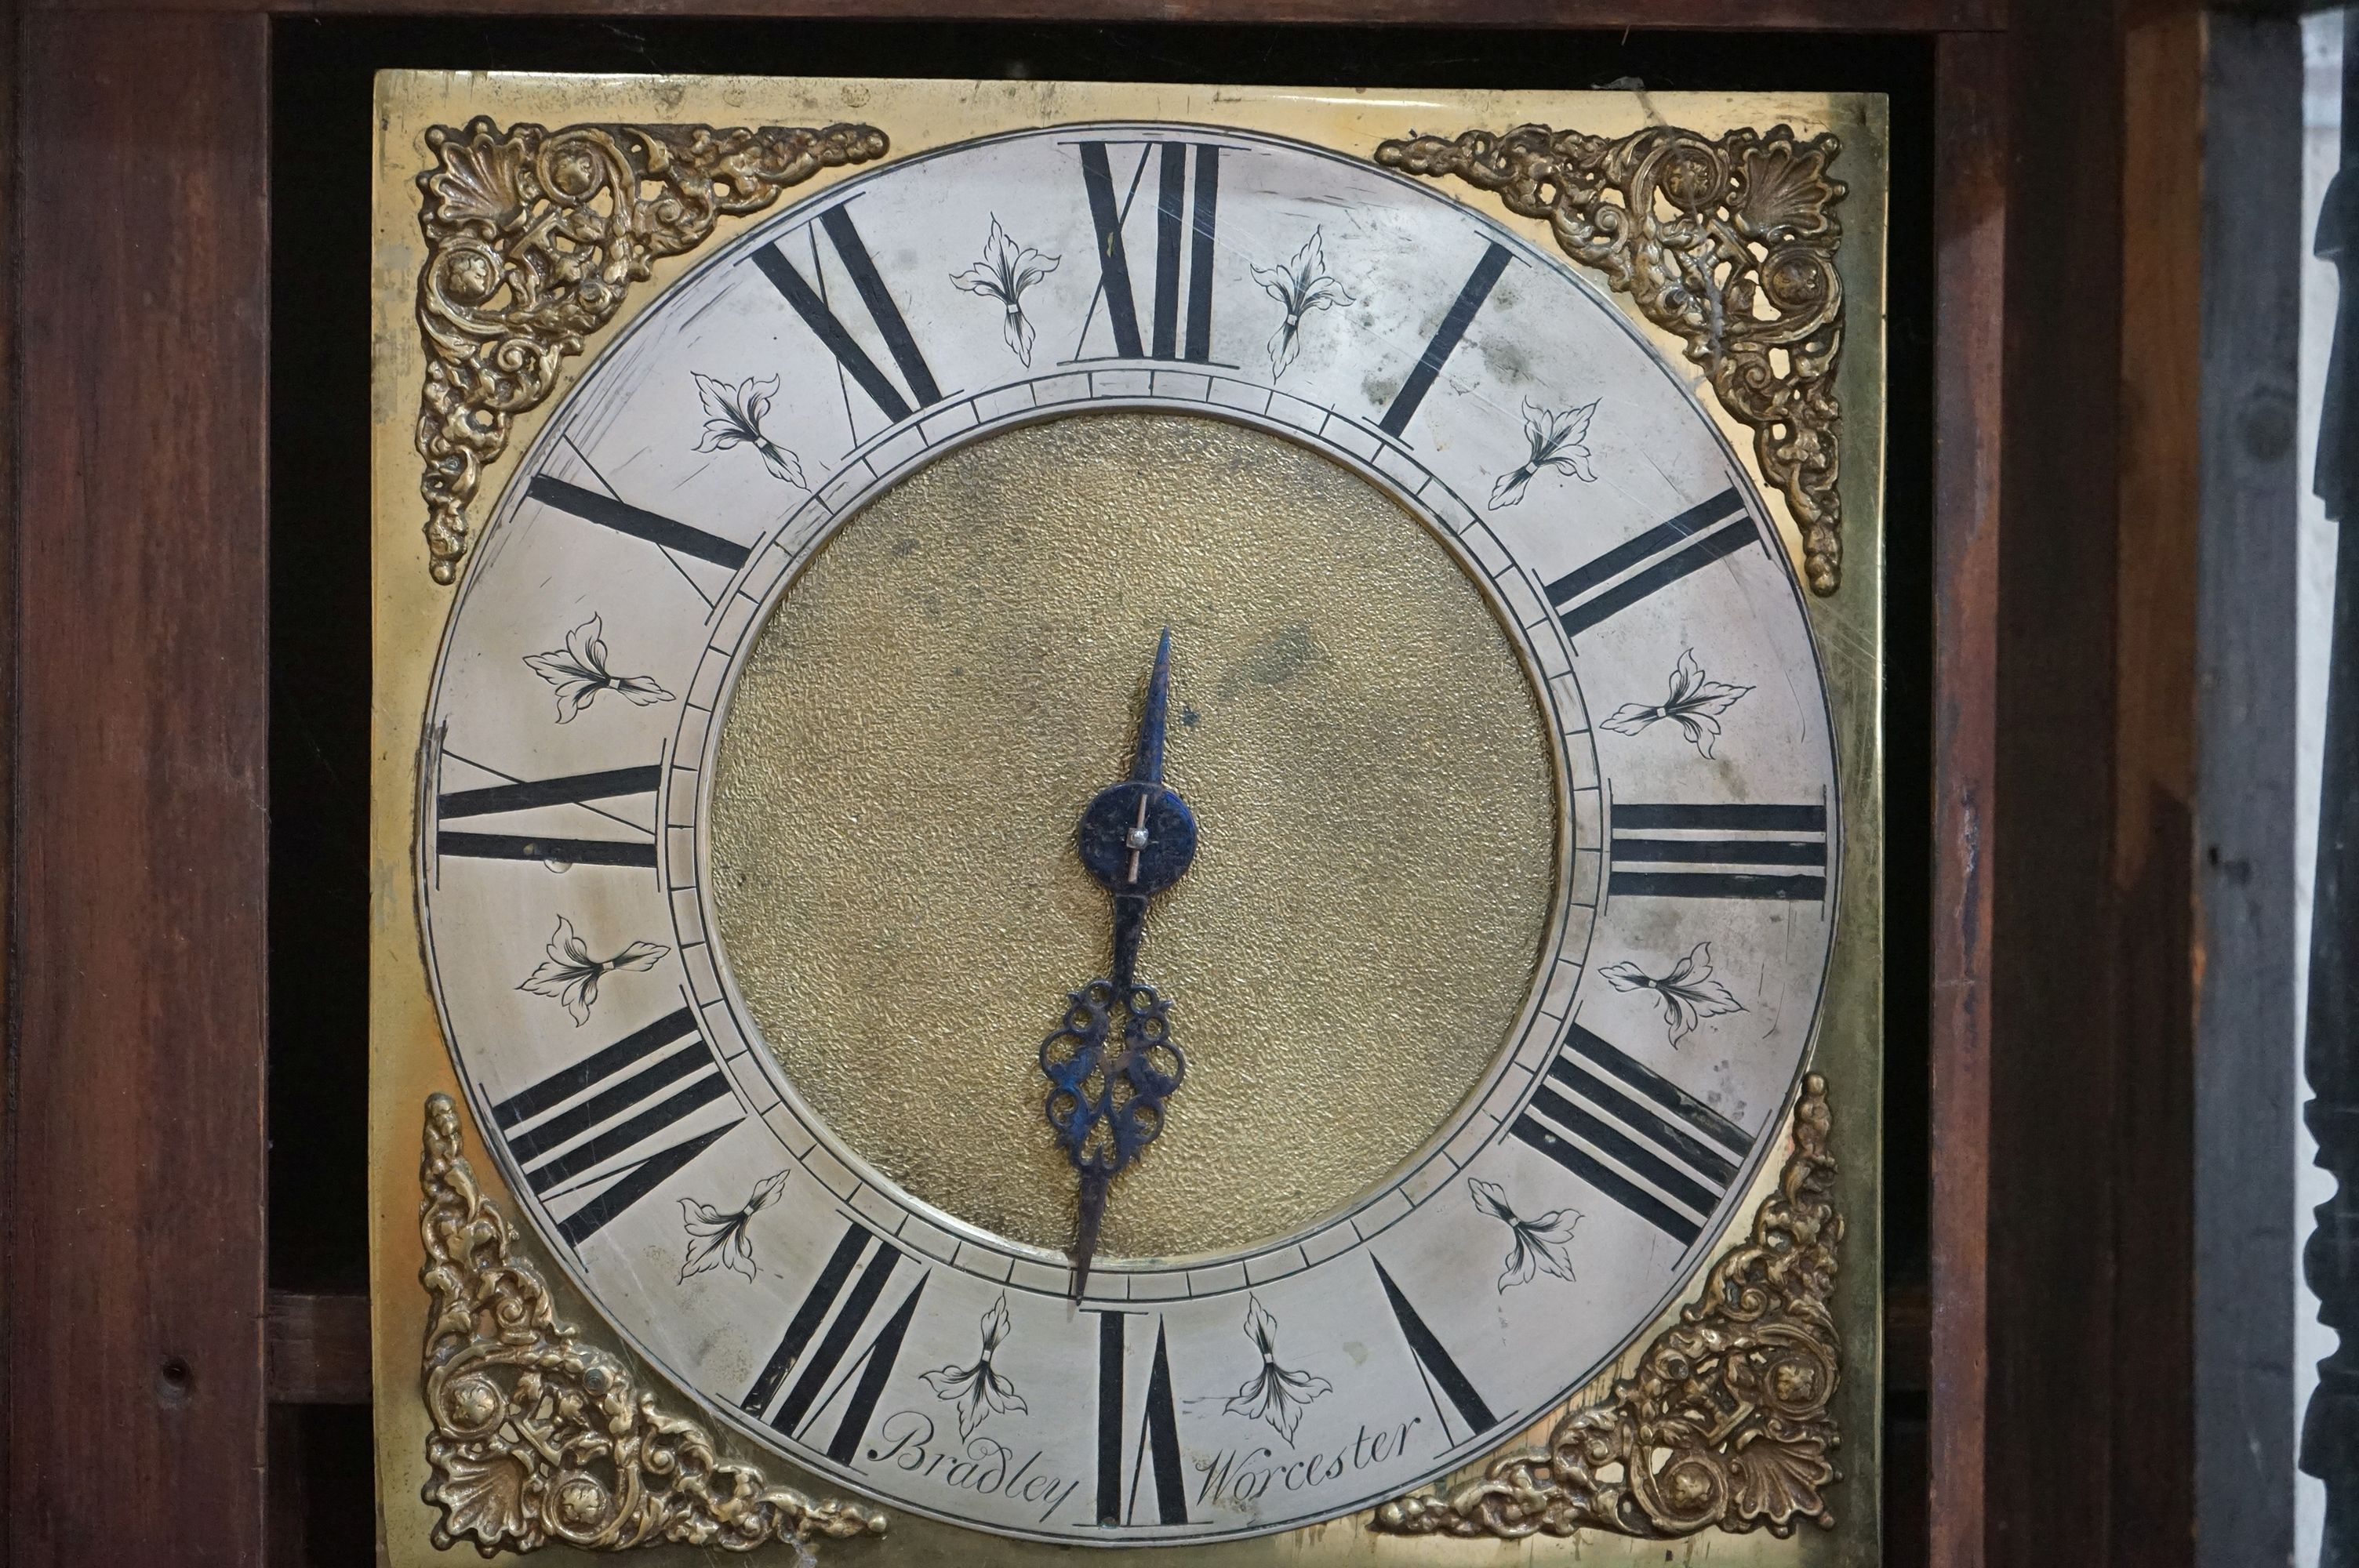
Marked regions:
[1468,1177,1582,1294]
[692,372,806,487]
[1488,398,1600,510]
[1223,1296,1331,1443]
[517,915,667,1026]
[678,1170,790,1283]
[950,216,1060,368]
[1252,228,1353,378]
[1600,942,1745,1047]
[920,1294,1030,1439]
[523,614,676,724]
[1601,649,1751,759]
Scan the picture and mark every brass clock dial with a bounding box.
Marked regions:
[406,112,1849,1548]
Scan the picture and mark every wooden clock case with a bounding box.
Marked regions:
[0,4,2277,1567]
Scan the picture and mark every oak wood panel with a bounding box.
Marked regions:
[7,13,273,1567]
[29,0,2007,26]
[1930,30,2006,1568]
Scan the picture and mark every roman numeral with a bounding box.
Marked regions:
[751,205,944,425]
[742,1220,927,1461]
[1092,1311,1187,1526]
[490,1005,738,1246]
[435,761,659,870]
[1543,487,1758,637]
[1372,1258,1496,1442]
[1376,241,1513,438]
[1076,141,1221,362]
[1609,800,1830,902]
[829,1277,926,1463]
[1510,1017,1754,1246]
[526,474,750,571]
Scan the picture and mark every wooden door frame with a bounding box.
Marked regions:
[5,3,2194,1565]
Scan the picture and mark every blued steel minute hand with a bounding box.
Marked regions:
[1038,631,1198,1301]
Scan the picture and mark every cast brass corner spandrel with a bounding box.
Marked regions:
[412,118,889,584]
[1377,123,1848,595]
[1372,1073,1842,1541]
[419,1092,888,1555]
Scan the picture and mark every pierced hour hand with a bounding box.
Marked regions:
[1039,631,1198,1301]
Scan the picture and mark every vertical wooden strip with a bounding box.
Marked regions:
[1931,32,2006,1568]
[9,14,271,1566]
[0,7,20,1564]
[2193,15,2303,1565]
[2110,8,2204,1566]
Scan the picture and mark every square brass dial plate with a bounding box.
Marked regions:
[369,70,1888,1566]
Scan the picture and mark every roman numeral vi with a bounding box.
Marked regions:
[1092,1310,1187,1526]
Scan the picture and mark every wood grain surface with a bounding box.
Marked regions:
[1978,4,2197,1564]
[1930,30,2006,1568]
[267,1294,373,1407]
[8,13,272,1566]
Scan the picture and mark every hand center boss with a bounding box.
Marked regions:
[1038,630,1198,1301]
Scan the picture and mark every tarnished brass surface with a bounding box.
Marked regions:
[1379,124,1849,594]
[375,74,1891,1567]
[1374,1074,1842,1541]
[709,412,1559,1259]
[417,1094,887,1555]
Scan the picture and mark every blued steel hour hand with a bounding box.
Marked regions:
[1039,630,1198,1301]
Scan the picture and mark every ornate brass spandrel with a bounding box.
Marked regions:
[1372,1073,1841,1541]
[413,118,889,584]
[418,1092,888,1555]
[1376,123,1848,596]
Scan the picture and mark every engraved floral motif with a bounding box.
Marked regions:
[418,1094,887,1553]
[413,118,888,582]
[1600,942,1746,1047]
[920,1294,1029,1438]
[1373,1076,1841,1541]
[524,615,677,724]
[949,216,1060,368]
[1489,399,1599,510]
[679,1171,790,1283]
[692,373,805,487]
[518,916,667,1025]
[1223,1296,1332,1443]
[1601,649,1750,758]
[1252,228,1353,378]
[1378,123,1848,593]
[1468,1178,1582,1293]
